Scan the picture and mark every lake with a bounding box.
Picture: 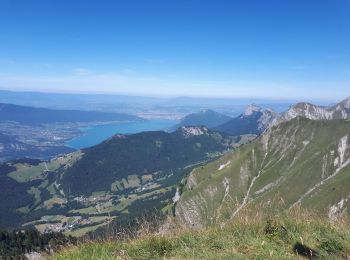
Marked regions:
[67,119,177,149]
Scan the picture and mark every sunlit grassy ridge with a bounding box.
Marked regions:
[52,209,350,259]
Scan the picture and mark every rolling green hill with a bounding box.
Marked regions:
[175,117,350,228]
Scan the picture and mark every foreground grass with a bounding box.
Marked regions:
[52,211,350,259]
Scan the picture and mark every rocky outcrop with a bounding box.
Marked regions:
[284,97,350,121]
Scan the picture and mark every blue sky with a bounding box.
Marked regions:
[0,0,349,100]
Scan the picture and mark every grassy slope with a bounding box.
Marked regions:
[176,117,350,227]
[52,210,350,259]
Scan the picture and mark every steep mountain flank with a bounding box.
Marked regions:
[214,105,280,136]
[175,117,350,228]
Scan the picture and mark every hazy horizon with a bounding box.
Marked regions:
[0,89,345,105]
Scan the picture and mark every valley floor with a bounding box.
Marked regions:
[52,210,350,260]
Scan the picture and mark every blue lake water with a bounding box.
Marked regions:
[67,119,178,149]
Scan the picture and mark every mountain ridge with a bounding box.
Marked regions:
[213,105,280,136]
[175,117,350,228]
[284,96,350,121]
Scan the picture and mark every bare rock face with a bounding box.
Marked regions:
[179,126,209,138]
[244,105,281,131]
[243,104,261,116]
[284,97,350,121]
[258,108,281,131]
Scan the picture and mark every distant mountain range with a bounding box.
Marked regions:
[182,97,350,138]
[169,109,232,131]
[0,103,140,125]
[169,105,279,137]
[213,104,280,136]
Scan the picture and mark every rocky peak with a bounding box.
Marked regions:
[337,96,350,109]
[243,104,262,116]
